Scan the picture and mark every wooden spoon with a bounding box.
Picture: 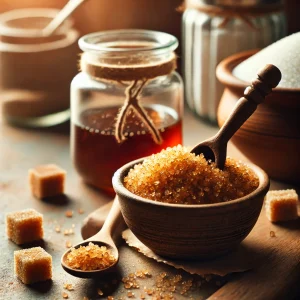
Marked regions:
[61,196,122,278]
[191,64,282,169]
[43,0,88,36]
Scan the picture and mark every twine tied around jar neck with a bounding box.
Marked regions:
[80,51,177,144]
[180,0,284,30]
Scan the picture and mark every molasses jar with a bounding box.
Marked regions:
[71,30,183,193]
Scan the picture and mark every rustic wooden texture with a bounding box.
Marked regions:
[2,0,300,37]
[0,110,299,299]
[217,50,300,185]
[208,208,300,300]
[0,112,224,300]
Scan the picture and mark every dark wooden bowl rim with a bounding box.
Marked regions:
[216,49,300,93]
[113,157,269,210]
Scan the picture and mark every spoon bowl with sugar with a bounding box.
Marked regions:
[61,196,122,278]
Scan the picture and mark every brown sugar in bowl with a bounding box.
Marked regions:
[216,50,300,185]
[113,157,269,259]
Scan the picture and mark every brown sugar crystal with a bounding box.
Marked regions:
[29,164,66,199]
[14,247,52,284]
[124,145,259,204]
[265,189,299,222]
[66,242,116,271]
[65,210,74,218]
[6,209,43,245]
[62,292,69,299]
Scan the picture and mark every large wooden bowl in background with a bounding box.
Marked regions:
[0,0,182,38]
[113,158,269,260]
[217,50,300,185]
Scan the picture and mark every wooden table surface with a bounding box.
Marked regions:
[0,109,299,300]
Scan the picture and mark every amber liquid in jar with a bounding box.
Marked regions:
[72,104,182,193]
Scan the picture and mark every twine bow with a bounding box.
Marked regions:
[80,51,177,144]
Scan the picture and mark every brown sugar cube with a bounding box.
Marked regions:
[29,164,66,199]
[265,189,299,223]
[14,247,52,284]
[6,209,43,245]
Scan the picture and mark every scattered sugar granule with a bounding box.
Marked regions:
[127,291,134,298]
[265,189,298,222]
[66,241,72,248]
[97,288,104,296]
[63,283,74,291]
[14,247,52,284]
[62,292,68,299]
[29,164,66,199]
[66,242,116,271]
[6,209,43,245]
[65,210,73,218]
[124,145,258,205]
[64,229,74,236]
[270,231,276,238]
[78,208,85,214]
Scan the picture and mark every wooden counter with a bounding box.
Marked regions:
[0,109,299,300]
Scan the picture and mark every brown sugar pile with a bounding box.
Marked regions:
[124,145,259,205]
[66,242,116,271]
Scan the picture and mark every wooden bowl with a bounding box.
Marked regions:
[217,50,300,184]
[113,158,269,259]
[0,8,79,127]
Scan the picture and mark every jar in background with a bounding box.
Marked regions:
[0,8,79,127]
[71,30,183,193]
[183,0,286,123]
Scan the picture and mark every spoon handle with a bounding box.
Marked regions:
[215,64,281,145]
[43,0,87,36]
[95,196,123,239]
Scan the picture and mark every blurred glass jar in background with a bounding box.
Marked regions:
[71,30,183,193]
[0,8,79,127]
[182,0,286,123]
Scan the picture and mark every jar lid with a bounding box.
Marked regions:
[200,0,282,7]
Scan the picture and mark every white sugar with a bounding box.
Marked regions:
[233,33,300,88]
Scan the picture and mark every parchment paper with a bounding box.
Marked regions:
[122,229,263,277]
[82,201,264,277]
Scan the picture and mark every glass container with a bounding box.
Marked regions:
[71,30,183,193]
[183,0,286,123]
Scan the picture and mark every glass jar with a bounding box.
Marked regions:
[183,0,286,123]
[71,30,183,193]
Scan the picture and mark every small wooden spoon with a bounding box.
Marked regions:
[191,64,282,169]
[61,196,122,278]
[43,0,88,36]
